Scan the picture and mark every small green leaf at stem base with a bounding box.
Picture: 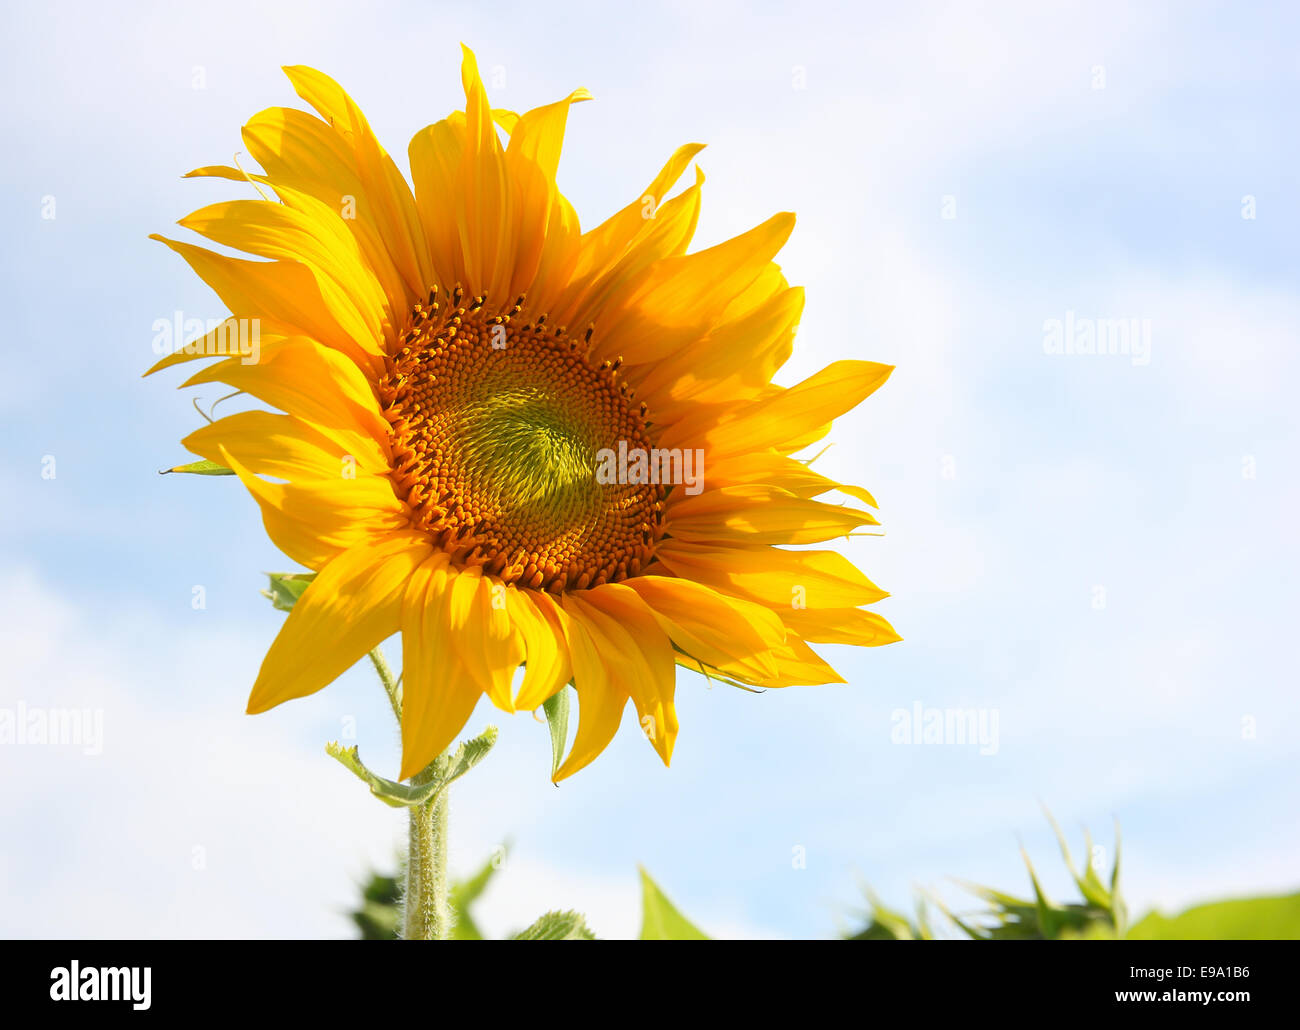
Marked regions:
[326,726,498,808]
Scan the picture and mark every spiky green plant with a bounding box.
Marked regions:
[352,814,1298,939]
[844,889,936,940]
[847,812,1125,940]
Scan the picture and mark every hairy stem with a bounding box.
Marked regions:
[368,643,449,940]
[403,762,450,940]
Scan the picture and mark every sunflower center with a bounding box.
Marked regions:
[378,288,664,591]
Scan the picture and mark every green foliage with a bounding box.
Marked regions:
[346,852,503,940]
[162,458,235,476]
[1126,893,1300,940]
[844,813,1297,941]
[844,890,935,940]
[351,859,713,940]
[326,727,498,807]
[542,687,571,780]
[512,911,596,940]
[261,571,315,611]
[448,852,503,940]
[948,817,1125,940]
[350,871,401,940]
[847,811,1126,940]
[353,815,1299,941]
[638,866,709,940]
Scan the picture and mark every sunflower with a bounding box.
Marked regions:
[150,46,898,782]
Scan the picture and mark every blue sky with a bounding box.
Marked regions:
[2,0,1297,938]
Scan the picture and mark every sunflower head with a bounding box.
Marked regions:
[378,286,662,591]
[151,46,899,782]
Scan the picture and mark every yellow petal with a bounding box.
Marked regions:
[714,634,845,687]
[243,105,418,317]
[492,109,520,134]
[143,316,292,377]
[408,115,470,292]
[398,553,485,780]
[509,588,573,711]
[455,45,513,300]
[182,164,248,182]
[501,88,591,301]
[661,360,893,457]
[247,531,431,713]
[572,586,678,766]
[280,65,434,297]
[564,165,705,333]
[551,601,628,782]
[656,540,888,610]
[220,446,407,570]
[525,192,583,318]
[782,607,901,646]
[621,573,785,678]
[177,198,389,358]
[444,565,523,712]
[567,143,704,280]
[633,283,800,421]
[183,335,392,448]
[261,176,411,341]
[548,142,704,325]
[184,410,388,482]
[666,484,879,546]
[588,212,794,368]
[705,451,880,510]
[150,233,382,376]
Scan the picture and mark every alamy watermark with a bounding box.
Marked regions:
[151,312,260,365]
[1043,311,1151,366]
[0,702,103,755]
[890,701,999,756]
[50,962,150,1010]
[595,440,704,496]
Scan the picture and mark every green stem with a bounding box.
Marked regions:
[367,647,402,722]
[367,643,450,940]
[403,760,451,940]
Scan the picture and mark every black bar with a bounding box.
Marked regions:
[0,941,1288,1017]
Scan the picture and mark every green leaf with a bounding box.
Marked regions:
[638,867,709,940]
[441,726,499,790]
[944,813,1124,940]
[846,812,1126,940]
[261,572,316,612]
[844,889,927,940]
[1126,893,1300,940]
[326,743,415,808]
[511,910,596,941]
[162,458,235,476]
[326,725,498,808]
[349,871,401,940]
[542,686,571,779]
[450,850,506,940]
